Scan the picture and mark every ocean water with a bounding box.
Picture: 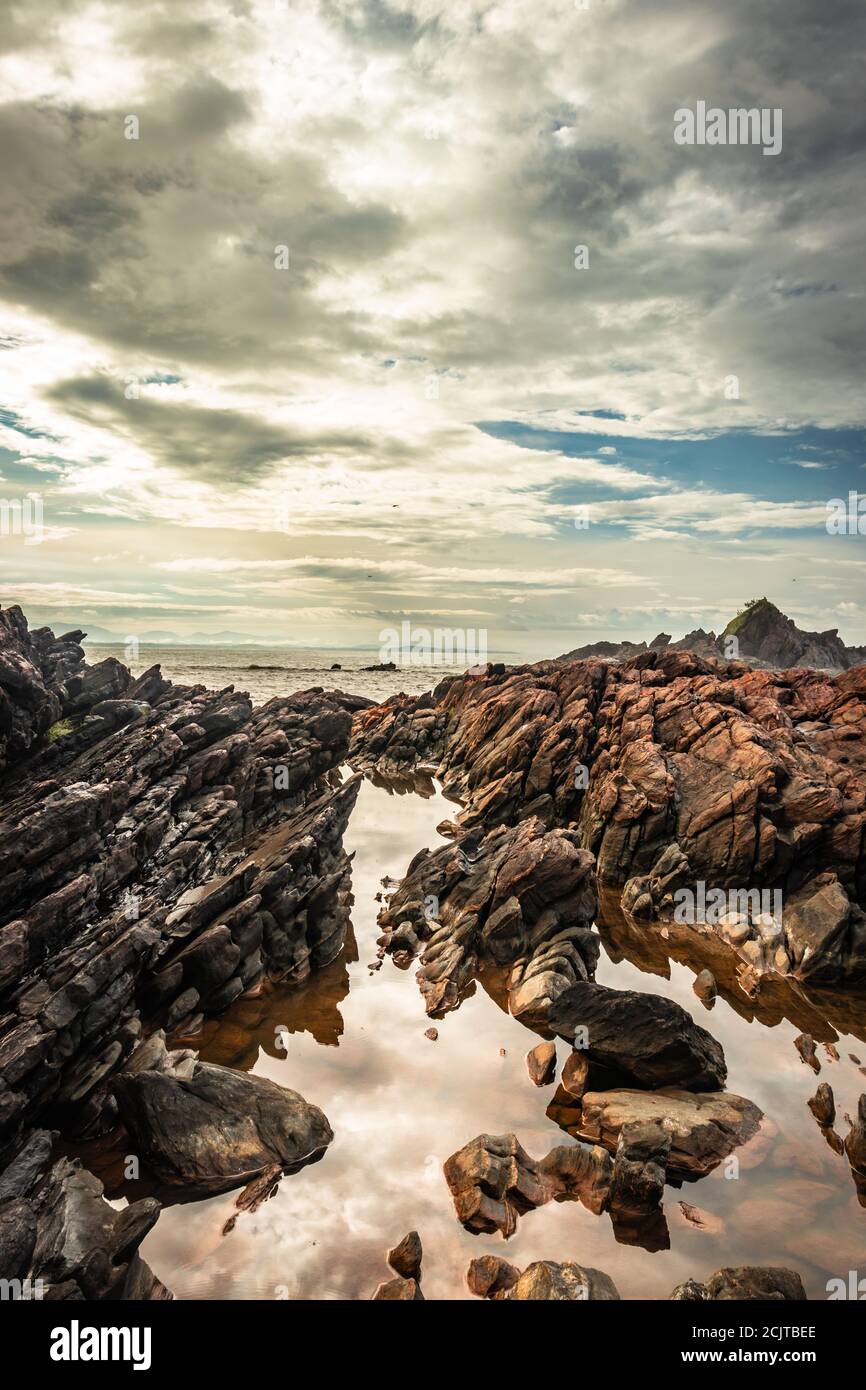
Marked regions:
[84,643,470,706]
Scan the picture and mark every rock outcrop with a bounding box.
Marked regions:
[720,599,866,672]
[560,600,866,673]
[376,816,598,1022]
[0,1128,169,1300]
[0,606,358,1160]
[351,640,866,985]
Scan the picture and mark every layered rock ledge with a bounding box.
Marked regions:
[0,606,355,1171]
[352,649,866,984]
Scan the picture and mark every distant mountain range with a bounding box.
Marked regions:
[39,621,380,650]
[45,624,265,646]
[560,598,866,672]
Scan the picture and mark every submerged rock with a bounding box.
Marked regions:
[372,1275,423,1300]
[526,1041,557,1087]
[443,1133,549,1237]
[807,1083,836,1127]
[693,968,717,1007]
[794,1032,821,1074]
[844,1094,866,1201]
[466,1254,520,1299]
[388,1230,423,1282]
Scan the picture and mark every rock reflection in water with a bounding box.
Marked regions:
[131,777,866,1300]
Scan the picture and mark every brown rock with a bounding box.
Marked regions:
[372,1276,423,1300]
[571,1088,763,1177]
[387,1230,422,1282]
[526,1041,557,1087]
[466,1255,520,1299]
[807,1083,835,1128]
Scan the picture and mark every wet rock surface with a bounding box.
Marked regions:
[670,1266,808,1301]
[0,606,362,1297]
[4,602,865,1303]
[351,642,866,986]
[112,1037,333,1195]
[551,1087,764,1178]
[387,1229,423,1281]
[0,1128,168,1300]
[0,608,357,1163]
[376,815,598,1021]
[548,981,727,1092]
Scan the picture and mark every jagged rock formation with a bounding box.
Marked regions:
[721,599,866,671]
[376,815,599,1022]
[0,605,357,1166]
[443,1131,612,1237]
[560,599,866,672]
[352,645,866,985]
[0,1128,169,1300]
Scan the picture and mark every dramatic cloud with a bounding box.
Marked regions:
[0,0,863,651]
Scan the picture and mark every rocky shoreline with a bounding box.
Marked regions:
[0,606,365,1297]
[2,602,866,1301]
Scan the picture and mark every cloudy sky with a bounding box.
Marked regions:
[0,0,864,655]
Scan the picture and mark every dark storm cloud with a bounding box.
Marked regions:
[0,75,405,370]
[45,375,379,481]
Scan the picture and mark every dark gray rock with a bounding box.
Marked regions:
[548,980,727,1092]
[112,1055,333,1194]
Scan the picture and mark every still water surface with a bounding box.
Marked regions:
[112,775,866,1299]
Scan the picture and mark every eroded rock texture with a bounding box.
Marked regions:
[443,1131,615,1238]
[0,607,357,1159]
[468,1256,620,1301]
[550,1086,764,1178]
[0,1128,169,1300]
[670,1266,807,1301]
[376,816,598,1022]
[352,650,866,983]
[112,1036,333,1195]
